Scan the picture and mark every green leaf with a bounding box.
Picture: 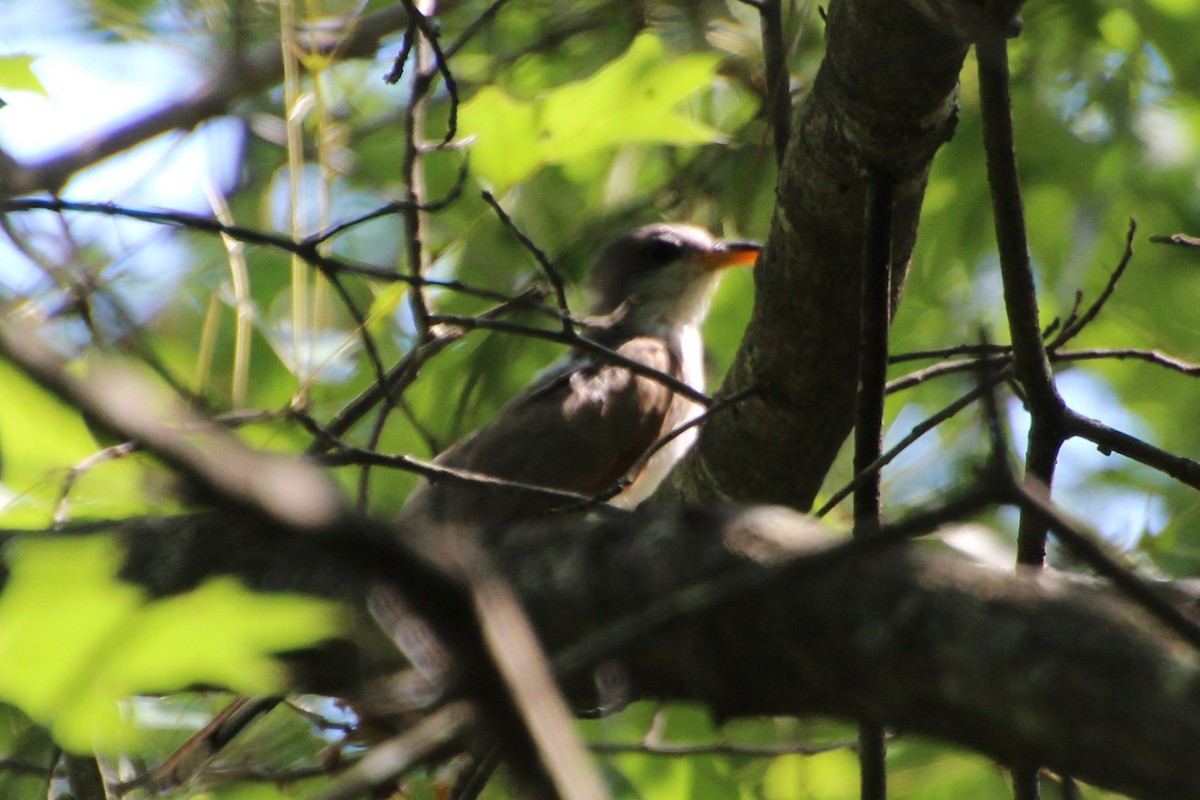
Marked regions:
[367,282,411,336]
[762,750,859,800]
[0,362,157,527]
[0,535,344,752]
[459,33,724,191]
[0,55,47,97]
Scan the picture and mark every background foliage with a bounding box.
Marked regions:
[1,0,1199,797]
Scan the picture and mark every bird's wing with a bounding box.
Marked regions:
[397,336,679,537]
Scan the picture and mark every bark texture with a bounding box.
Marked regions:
[668,0,968,508]
[97,506,1200,800]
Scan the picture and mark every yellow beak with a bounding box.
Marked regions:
[697,239,762,271]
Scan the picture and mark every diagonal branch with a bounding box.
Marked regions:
[0,4,434,198]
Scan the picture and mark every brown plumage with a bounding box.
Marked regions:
[397,223,759,540]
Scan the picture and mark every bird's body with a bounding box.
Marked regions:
[398,223,759,539]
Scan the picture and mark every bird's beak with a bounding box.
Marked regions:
[697,239,762,271]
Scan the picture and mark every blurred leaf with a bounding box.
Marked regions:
[0,54,47,97]
[0,535,344,752]
[459,33,724,191]
[762,750,859,799]
[0,362,150,527]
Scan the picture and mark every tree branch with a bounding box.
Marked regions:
[0,4,432,197]
[54,503,1200,800]
[667,0,968,509]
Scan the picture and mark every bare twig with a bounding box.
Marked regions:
[855,169,895,536]
[482,190,575,336]
[320,266,392,403]
[1053,347,1200,376]
[759,0,791,166]
[301,412,591,505]
[0,757,51,778]
[308,287,548,452]
[854,167,896,800]
[889,341,1010,363]
[144,695,283,793]
[399,0,461,146]
[1064,411,1200,491]
[978,30,1064,571]
[816,382,990,518]
[589,737,860,758]
[978,26,1059,798]
[1,196,571,314]
[576,388,759,507]
[428,314,712,405]
[445,0,513,58]
[0,319,347,531]
[308,703,474,800]
[0,5,421,197]
[1006,477,1200,653]
[309,158,470,244]
[1050,220,1137,348]
[54,441,142,527]
[1149,232,1200,248]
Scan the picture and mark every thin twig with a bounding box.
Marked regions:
[396,9,434,336]
[428,314,712,405]
[1065,411,1200,491]
[854,167,895,800]
[445,0,512,58]
[309,158,470,244]
[574,388,759,507]
[1149,232,1200,248]
[589,737,860,758]
[1007,476,1200,653]
[980,27,1059,795]
[0,757,51,777]
[0,5,415,197]
[309,286,547,453]
[301,412,591,505]
[1053,347,1200,376]
[886,353,1006,393]
[854,169,895,536]
[54,441,142,527]
[816,382,991,518]
[481,190,575,336]
[0,198,538,299]
[142,695,283,793]
[308,703,475,800]
[759,0,791,166]
[320,266,391,402]
[399,0,460,146]
[1050,219,1137,348]
[978,30,1063,571]
[890,342,1010,363]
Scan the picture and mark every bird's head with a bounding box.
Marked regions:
[586,223,761,330]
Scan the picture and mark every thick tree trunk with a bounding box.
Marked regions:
[667,0,968,508]
[108,506,1200,800]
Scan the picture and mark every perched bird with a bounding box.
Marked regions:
[398,223,760,538]
[149,225,757,792]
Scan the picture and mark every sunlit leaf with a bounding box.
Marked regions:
[459,33,724,191]
[0,55,47,97]
[0,362,152,527]
[0,535,344,752]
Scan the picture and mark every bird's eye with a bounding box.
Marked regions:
[639,239,684,268]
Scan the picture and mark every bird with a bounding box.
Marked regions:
[397,222,760,540]
[147,225,758,794]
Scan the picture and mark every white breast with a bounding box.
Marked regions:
[611,324,705,508]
